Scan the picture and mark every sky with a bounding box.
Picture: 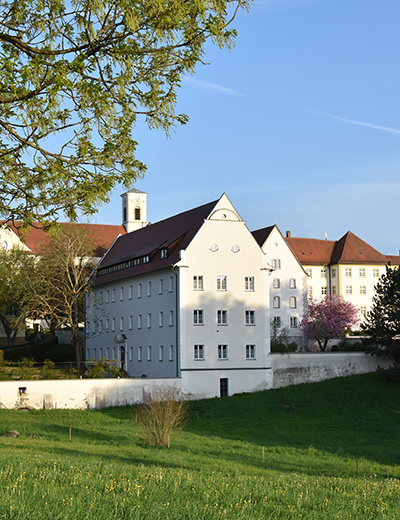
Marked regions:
[88,0,400,255]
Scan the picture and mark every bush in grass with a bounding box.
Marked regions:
[135,386,188,446]
[86,358,125,378]
[17,357,35,379]
[41,359,56,379]
[271,342,297,353]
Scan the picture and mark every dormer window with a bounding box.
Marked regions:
[160,248,168,259]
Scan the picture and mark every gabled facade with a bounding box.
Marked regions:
[85,194,273,398]
[252,226,307,346]
[285,231,400,318]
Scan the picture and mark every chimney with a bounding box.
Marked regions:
[286,231,291,238]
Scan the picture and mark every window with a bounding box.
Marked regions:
[373,269,379,278]
[289,278,296,289]
[105,290,109,303]
[305,269,312,278]
[220,378,229,397]
[111,318,115,332]
[138,346,142,361]
[321,286,327,295]
[147,281,151,296]
[129,347,133,362]
[169,345,174,361]
[138,314,142,329]
[138,283,142,298]
[359,268,366,278]
[93,348,96,360]
[332,268,336,278]
[290,316,298,328]
[120,287,124,300]
[273,296,280,309]
[273,316,281,327]
[106,347,110,358]
[307,286,313,297]
[360,285,366,295]
[194,344,204,360]
[246,344,256,360]
[147,313,151,328]
[159,279,163,294]
[217,275,227,291]
[147,346,152,361]
[332,286,336,295]
[245,310,255,325]
[218,344,228,360]
[346,268,352,277]
[135,207,141,220]
[289,296,297,309]
[273,278,280,289]
[129,316,133,330]
[169,310,174,326]
[217,310,228,325]
[160,248,168,259]
[159,311,164,327]
[193,275,204,290]
[98,320,102,333]
[321,268,327,278]
[129,285,133,299]
[271,258,281,270]
[346,285,352,295]
[169,276,174,292]
[360,306,367,317]
[105,318,109,331]
[112,289,116,302]
[193,309,204,325]
[120,317,124,331]
[245,277,255,291]
[159,345,164,361]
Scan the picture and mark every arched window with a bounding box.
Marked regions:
[135,207,141,220]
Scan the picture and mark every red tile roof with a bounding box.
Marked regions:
[285,231,394,266]
[94,199,219,285]
[2,221,126,256]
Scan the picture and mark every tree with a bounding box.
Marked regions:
[300,296,360,351]
[27,225,97,363]
[0,0,250,225]
[362,265,400,367]
[0,246,35,345]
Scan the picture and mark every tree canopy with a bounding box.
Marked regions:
[0,0,250,225]
[300,296,360,351]
[362,265,400,367]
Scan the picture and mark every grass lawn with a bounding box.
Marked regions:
[0,373,399,519]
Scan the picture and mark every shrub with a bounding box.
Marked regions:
[135,386,188,446]
[41,359,56,379]
[86,358,125,378]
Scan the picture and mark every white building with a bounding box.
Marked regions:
[86,192,274,398]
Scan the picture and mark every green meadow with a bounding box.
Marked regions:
[0,373,399,519]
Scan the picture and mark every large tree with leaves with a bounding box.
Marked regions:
[0,246,35,346]
[362,265,400,367]
[0,0,250,225]
[27,225,98,363]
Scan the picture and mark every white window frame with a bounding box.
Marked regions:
[346,285,352,295]
[246,344,256,360]
[273,278,280,289]
[129,285,133,299]
[147,346,152,361]
[289,278,296,289]
[217,310,228,326]
[159,345,164,361]
[218,344,228,360]
[321,287,327,295]
[216,275,227,291]
[138,314,142,329]
[289,296,297,309]
[138,283,142,298]
[147,313,151,328]
[360,285,366,295]
[321,268,327,278]
[194,344,204,360]
[359,268,366,278]
[147,281,151,297]
[193,275,204,291]
[346,268,352,278]
[245,310,255,325]
[169,310,174,326]
[193,309,204,325]
[159,279,163,294]
[120,317,124,331]
[273,296,280,309]
[120,287,124,301]
[129,315,133,330]
[159,311,164,327]
[245,277,255,291]
[290,316,298,328]
[169,345,174,361]
[138,346,142,361]
[271,259,281,270]
[373,269,379,278]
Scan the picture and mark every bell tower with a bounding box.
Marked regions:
[121,188,148,233]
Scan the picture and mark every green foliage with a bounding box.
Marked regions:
[0,247,35,346]
[41,359,56,380]
[362,265,400,367]
[0,375,399,518]
[270,318,289,349]
[86,359,125,379]
[0,0,251,224]
[17,357,35,379]
[0,349,3,366]
[331,340,367,352]
[135,386,188,446]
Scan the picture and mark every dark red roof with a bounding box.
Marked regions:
[2,221,126,256]
[94,199,219,285]
[386,255,400,266]
[285,231,393,266]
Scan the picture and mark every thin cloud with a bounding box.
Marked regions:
[183,77,243,97]
[307,108,400,136]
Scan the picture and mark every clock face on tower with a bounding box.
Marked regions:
[134,197,141,204]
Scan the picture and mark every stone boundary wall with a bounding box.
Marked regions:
[0,377,181,410]
[271,352,391,388]
[0,353,391,409]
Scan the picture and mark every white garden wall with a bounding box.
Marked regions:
[271,352,391,388]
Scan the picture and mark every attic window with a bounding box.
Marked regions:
[359,251,363,255]
[160,248,168,259]
[302,251,305,255]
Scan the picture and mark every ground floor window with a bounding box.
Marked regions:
[220,378,229,397]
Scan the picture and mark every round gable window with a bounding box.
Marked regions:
[209,243,219,252]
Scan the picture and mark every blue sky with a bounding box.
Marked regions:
[90,0,400,255]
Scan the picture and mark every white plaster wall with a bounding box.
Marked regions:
[271,352,391,388]
[336,264,383,315]
[0,377,181,410]
[261,227,307,346]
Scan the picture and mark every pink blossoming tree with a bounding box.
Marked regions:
[300,296,360,351]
